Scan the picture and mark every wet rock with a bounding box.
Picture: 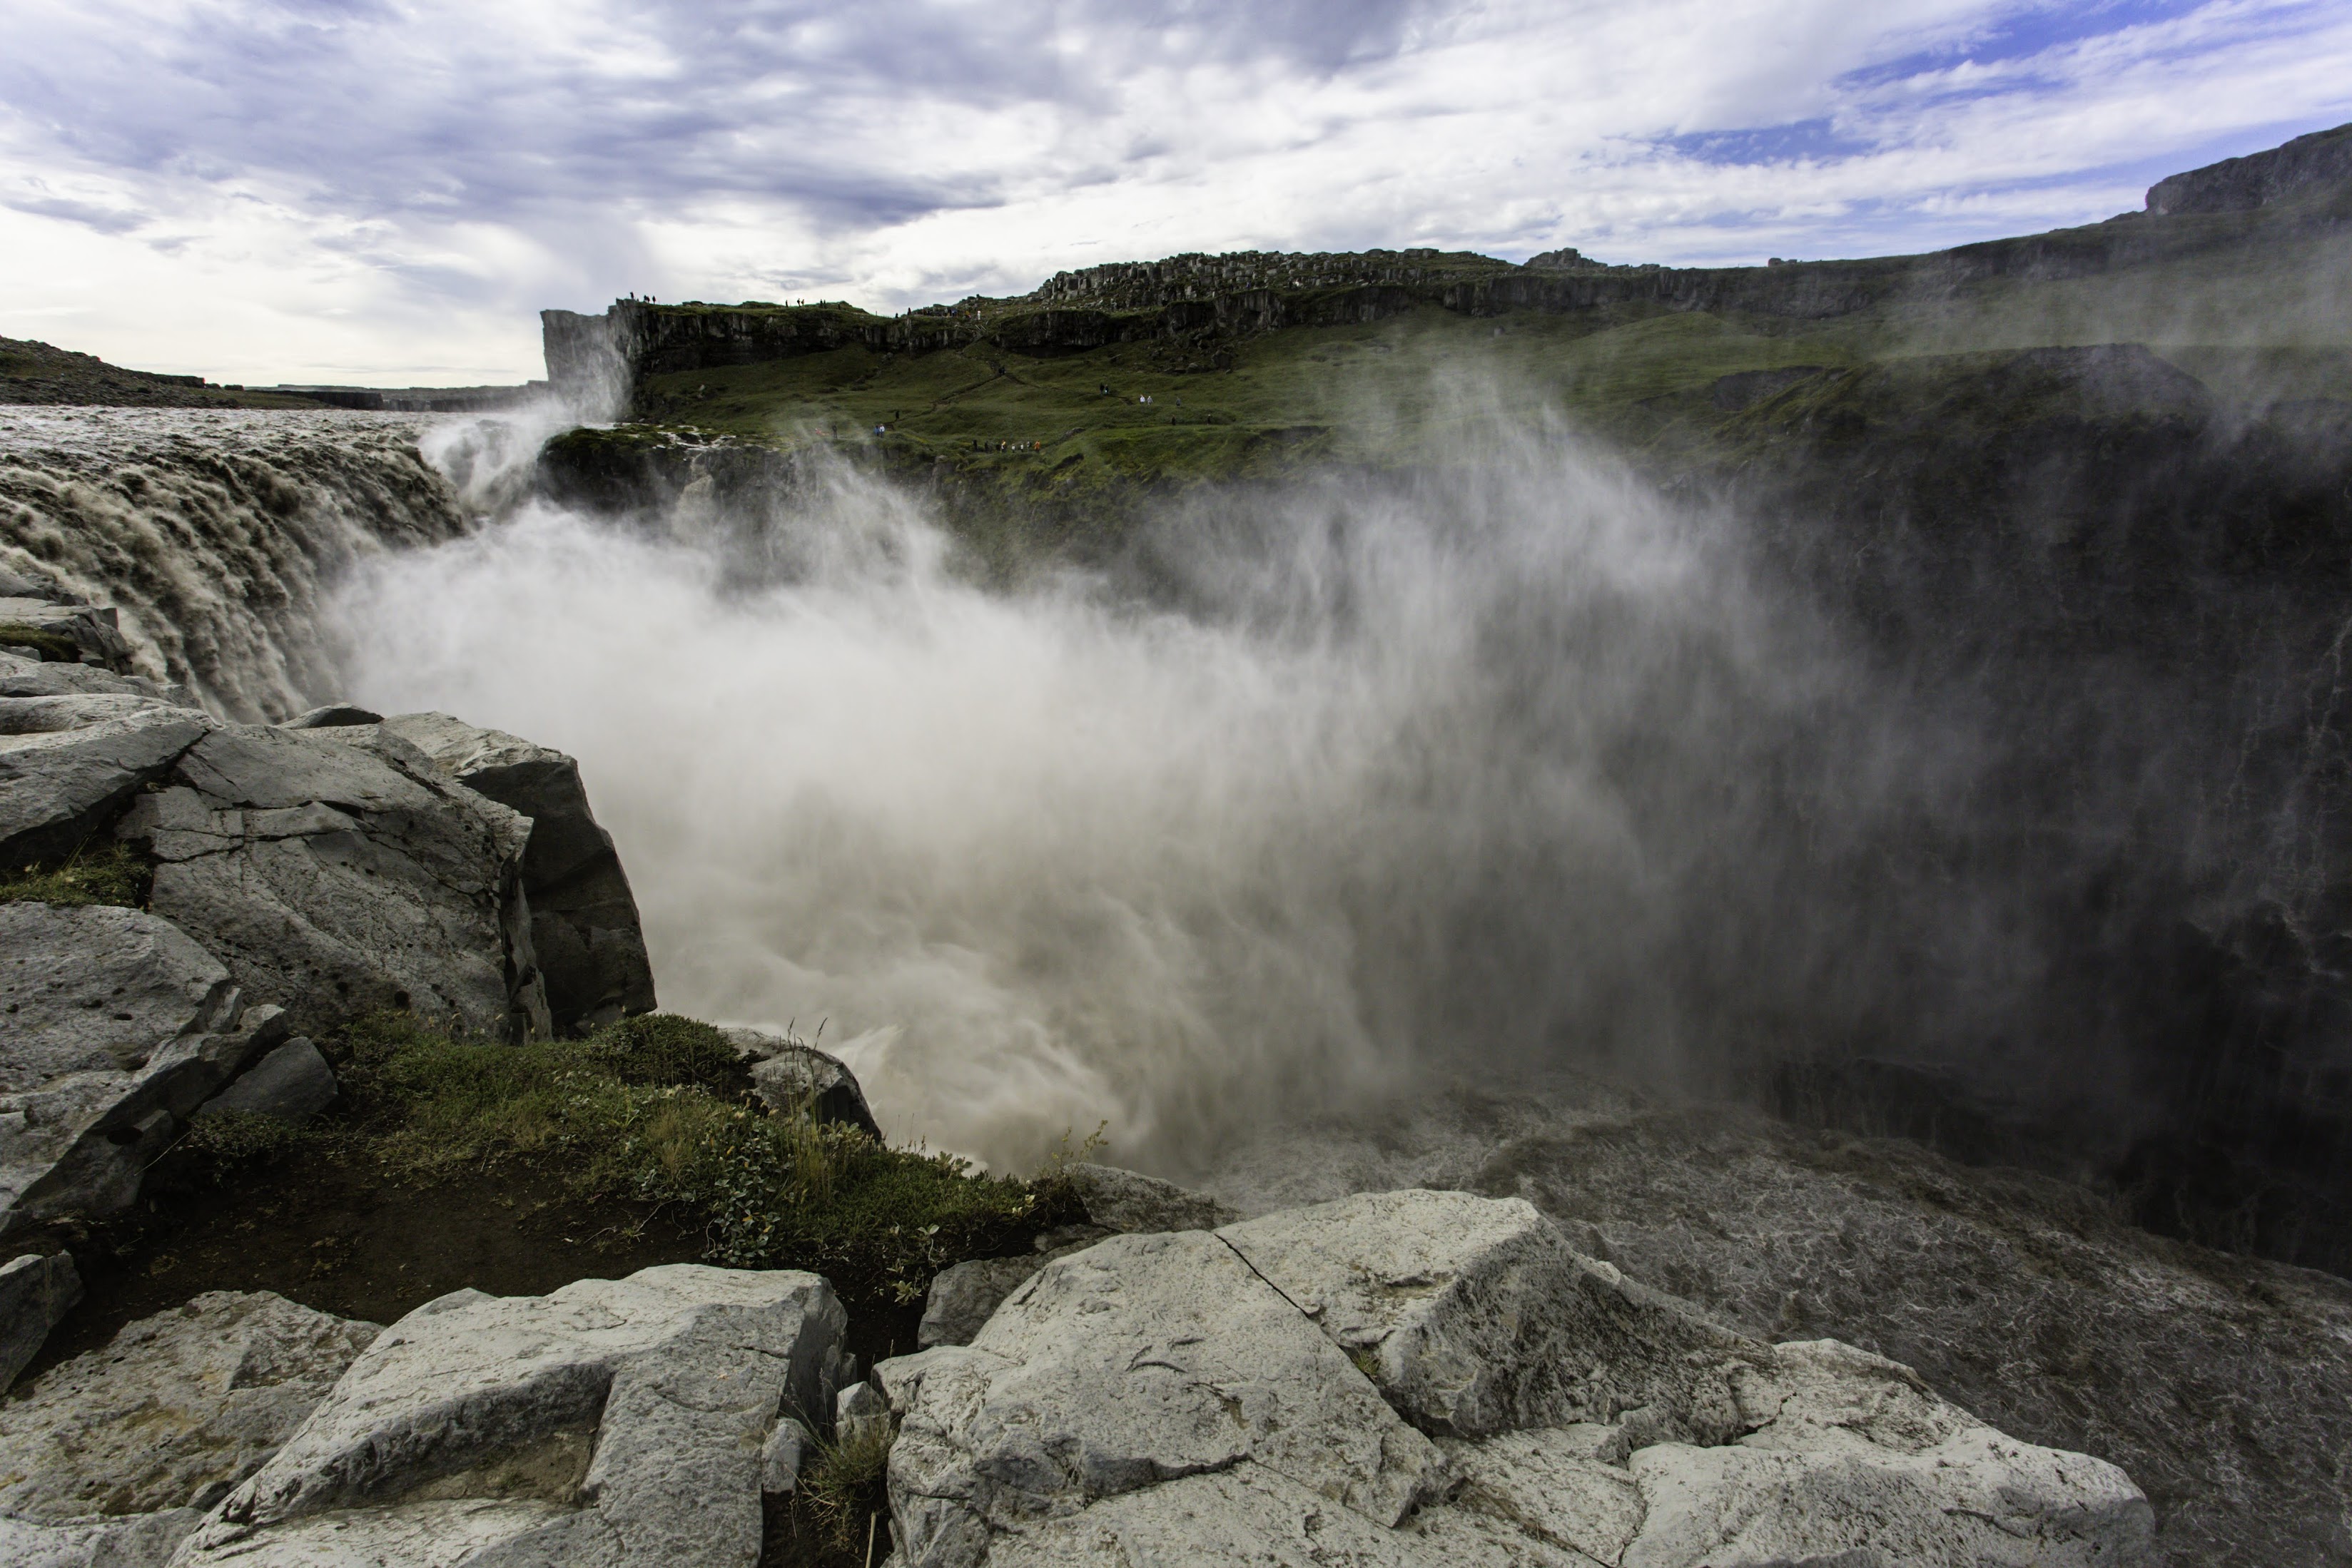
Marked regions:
[1060,1161,1239,1234]
[743,1038,884,1140]
[0,1251,81,1392]
[379,711,655,1034]
[176,1265,846,1568]
[118,723,551,1041]
[1221,1188,1762,1440]
[883,1231,1448,1567]
[0,649,185,704]
[193,1039,335,1126]
[0,1291,380,1522]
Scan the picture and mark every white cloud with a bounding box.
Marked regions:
[0,0,2343,382]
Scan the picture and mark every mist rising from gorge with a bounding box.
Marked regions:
[328,409,2041,1176]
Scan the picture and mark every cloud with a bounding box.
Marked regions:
[0,0,2344,381]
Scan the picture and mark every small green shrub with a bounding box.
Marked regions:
[325,1010,1073,1310]
[797,1417,896,1554]
[180,1109,309,1180]
[580,1012,753,1096]
[0,840,150,907]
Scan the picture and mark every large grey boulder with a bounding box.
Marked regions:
[174,1264,846,1568]
[0,904,283,1236]
[0,700,212,867]
[1222,1188,1761,1440]
[878,1190,2154,1568]
[881,1230,1449,1568]
[118,721,551,1042]
[915,1227,1110,1350]
[0,1251,81,1392]
[378,711,655,1034]
[0,1291,380,1522]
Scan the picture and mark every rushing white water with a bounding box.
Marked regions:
[330,427,1872,1174]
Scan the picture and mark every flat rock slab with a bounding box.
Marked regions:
[0,1507,203,1568]
[0,703,212,866]
[883,1230,1447,1568]
[177,1265,846,1568]
[119,722,550,1041]
[0,1291,380,1522]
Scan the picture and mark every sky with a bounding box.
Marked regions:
[1,0,2347,386]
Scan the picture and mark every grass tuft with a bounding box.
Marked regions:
[0,840,151,907]
[796,1418,896,1554]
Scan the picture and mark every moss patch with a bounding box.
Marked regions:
[0,622,83,661]
[330,1011,1070,1313]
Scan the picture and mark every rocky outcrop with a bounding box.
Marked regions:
[191,1037,335,1126]
[173,1265,848,1568]
[377,711,654,1033]
[0,1251,80,1391]
[117,720,551,1042]
[2146,120,2352,214]
[0,903,279,1236]
[876,1189,2154,1568]
[0,1292,380,1523]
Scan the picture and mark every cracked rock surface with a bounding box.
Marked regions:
[0,1290,380,1524]
[171,1264,846,1568]
[878,1188,2151,1568]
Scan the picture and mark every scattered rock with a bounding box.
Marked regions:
[280,704,380,729]
[1060,1161,1240,1233]
[0,1251,81,1392]
[0,596,133,671]
[836,1379,891,1446]
[193,1039,335,1126]
[759,1417,810,1499]
[177,1265,846,1568]
[745,1039,884,1141]
[0,1291,380,1522]
[379,711,656,1034]
[118,722,551,1041]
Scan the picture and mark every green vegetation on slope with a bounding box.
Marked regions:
[574,178,2351,517]
[196,1010,1078,1315]
[0,840,151,908]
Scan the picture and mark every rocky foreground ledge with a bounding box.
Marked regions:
[0,1171,2153,1568]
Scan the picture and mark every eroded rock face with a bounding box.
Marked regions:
[0,1251,81,1392]
[0,1291,380,1523]
[118,722,551,1041]
[0,701,212,867]
[378,711,655,1034]
[175,1265,846,1568]
[878,1190,2153,1568]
